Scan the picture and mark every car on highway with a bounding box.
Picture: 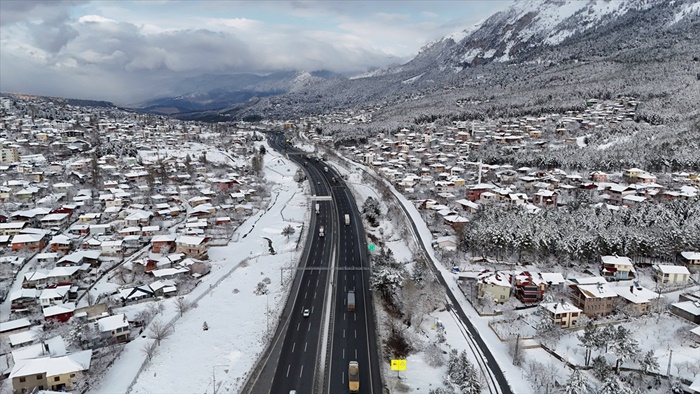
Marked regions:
[302,308,310,317]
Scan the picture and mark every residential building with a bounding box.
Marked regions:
[10,350,92,393]
[653,264,690,286]
[540,302,581,328]
[570,280,618,317]
[96,313,131,343]
[600,255,635,281]
[612,284,660,316]
[175,235,208,259]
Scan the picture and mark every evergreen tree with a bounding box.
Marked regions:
[578,321,598,366]
[564,369,591,394]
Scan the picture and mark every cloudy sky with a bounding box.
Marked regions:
[0,0,513,104]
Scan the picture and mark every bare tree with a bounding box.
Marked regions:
[142,340,158,361]
[174,297,194,316]
[148,320,172,346]
[281,224,296,240]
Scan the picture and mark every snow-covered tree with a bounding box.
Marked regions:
[640,349,659,374]
[597,375,634,394]
[591,355,611,381]
[445,350,481,394]
[564,369,592,394]
[282,224,296,240]
[578,321,599,366]
[362,196,381,226]
[608,326,640,374]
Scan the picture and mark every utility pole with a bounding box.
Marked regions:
[666,349,673,378]
[513,333,520,365]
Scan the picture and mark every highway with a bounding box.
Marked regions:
[245,132,382,394]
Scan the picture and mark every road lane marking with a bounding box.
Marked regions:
[297,323,300,331]
[343,349,345,359]
[292,343,295,353]
[299,365,303,378]
[286,364,291,377]
[308,323,311,331]
[355,330,357,339]
[314,291,317,299]
[343,329,345,338]
[304,292,307,299]
[304,342,308,352]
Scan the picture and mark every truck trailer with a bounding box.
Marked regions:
[347,290,355,311]
[344,214,350,225]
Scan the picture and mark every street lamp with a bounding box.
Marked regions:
[212,365,228,394]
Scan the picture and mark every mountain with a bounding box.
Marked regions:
[134,70,346,115]
[164,0,699,123]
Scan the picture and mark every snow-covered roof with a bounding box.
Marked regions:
[43,302,76,318]
[653,264,690,275]
[0,318,31,333]
[10,349,92,379]
[672,301,700,316]
[97,313,129,332]
[176,235,206,246]
[612,285,660,304]
[681,251,700,261]
[601,255,633,267]
[575,283,618,299]
[541,302,581,314]
[12,335,67,361]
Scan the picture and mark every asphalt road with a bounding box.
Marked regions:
[247,133,383,394]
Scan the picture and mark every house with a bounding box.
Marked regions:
[39,213,70,229]
[476,271,511,303]
[49,234,73,253]
[0,221,28,236]
[0,318,32,335]
[670,301,700,324]
[600,255,635,281]
[101,240,123,255]
[512,272,546,303]
[39,285,72,308]
[540,302,581,328]
[11,233,47,252]
[149,279,178,297]
[681,251,700,266]
[43,302,76,322]
[653,264,690,286]
[569,280,618,317]
[10,349,92,393]
[117,285,154,305]
[532,189,558,206]
[466,183,496,202]
[36,252,60,265]
[175,235,208,259]
[612,284,660,316]
[23,271,49,289]
[96,313,131,343]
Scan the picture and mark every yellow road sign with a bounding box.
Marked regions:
[390,359,407,371]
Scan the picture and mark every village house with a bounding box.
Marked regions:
[612,284,660,316]
[11,233,47,252]
[10,349,92,393]
[653,264,691,286]
[175,235,208,259]
[540,302,581,328]
[569,279,618,317]
[476,271,511,303]
[43,302,76,323]
[681,251,700,266]
[600,255,635,281]
[96,313,131,343]
[670,300,700,324]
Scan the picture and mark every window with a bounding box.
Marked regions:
[36,374,43,380]
[54,376,60,381]
[19,377,26,383]
[70,374,76,378]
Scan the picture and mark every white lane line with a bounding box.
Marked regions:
[292,343,296,353]
[304,342,308,352]
[299,365,304,378]
[286,364,291,377]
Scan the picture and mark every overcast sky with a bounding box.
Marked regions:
[0,0,513,104]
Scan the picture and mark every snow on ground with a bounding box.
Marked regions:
[90,142,309,394]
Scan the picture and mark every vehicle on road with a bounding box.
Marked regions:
[344,214,350,226]
[302,309,310,318]
[323,166,328,173]
[319,226,324,237]
[348,361,359,392]
[316,203,320,214]
[347,290,355,311]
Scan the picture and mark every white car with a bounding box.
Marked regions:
[302,308,310,317]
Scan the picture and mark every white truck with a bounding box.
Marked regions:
[344,214,350,226]
[319,226,325,237]
[323,166,328,173]
[316,203,320,214]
